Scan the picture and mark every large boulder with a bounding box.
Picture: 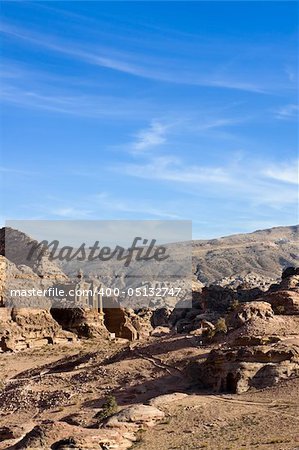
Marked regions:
[104,404,165,430]
[227,301,274,329]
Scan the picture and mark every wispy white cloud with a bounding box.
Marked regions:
[118,156,231,184]
[111,142,298,209]
[284,65,296,82]
[0,22,140,76]
[131,121,168,152]
[0,166,37,175]
[0,84,149,118]
[50,207,93,218]
[262,160,298,184]
[195,118,242,131]
[275,104,298,119]
[0,21,270,93]
[32,192,181,221]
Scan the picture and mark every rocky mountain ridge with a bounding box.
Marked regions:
[193,224,298,284]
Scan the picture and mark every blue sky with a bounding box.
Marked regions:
[0,1,298,239]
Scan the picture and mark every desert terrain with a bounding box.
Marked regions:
[0,225,298,450]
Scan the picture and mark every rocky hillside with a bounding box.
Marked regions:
[193,225,298,284]
[0,227,68,283]
[1,224,298,290]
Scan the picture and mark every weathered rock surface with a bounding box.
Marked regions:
[227,301,274,329]
[262,290,299,315]
[148,392,188,407]
[104,404,165,430]
[7,420,135,450]
[214,272,277,291]
[150,326,171,337]
[0,256,52,307]
[128,308,153,338]
[50,307,108,339]
[188,342,299,394]
[0,307,75,352]
[193,225,298,284]
[151,307,172,328]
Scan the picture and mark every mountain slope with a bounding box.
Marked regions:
[193,225,298,284]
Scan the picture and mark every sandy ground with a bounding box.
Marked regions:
[0,335,299,450]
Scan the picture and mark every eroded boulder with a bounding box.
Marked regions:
[104,404,165,430]
[227,301,274,329]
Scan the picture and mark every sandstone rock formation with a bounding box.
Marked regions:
[104,404,165,430]
[7,420,135,450]
[151,306,172,328]
[186,267,299,393]
[50,307,109,339]
[256,267,299,315]
[4,405,165,449]
[226,301,274,329]
[0,256,51,307]
[188,342,299,394]
[0,307,75,352]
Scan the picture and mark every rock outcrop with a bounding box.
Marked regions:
[0,307,75,352]
[260,267,299,315]
[50,307,108,339]
[0,256,53,308]
[104,404,165,430]
[262,290,299,315]
[188,342,299,394]
[4,405,165,449]
[226,301,274,329]
[7,420,135,450]
[187,267,299,393]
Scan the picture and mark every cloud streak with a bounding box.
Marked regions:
[131,121,168,152]
[0,84,151,118]
[263,161,298,184]
[275,104,298,120]
[120,156,231,184]
[0,21,272,93]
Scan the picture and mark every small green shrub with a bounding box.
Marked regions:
[230,299,239,311]
[95,395,118,421]
[276,305,285,314]
[214,317,228,334]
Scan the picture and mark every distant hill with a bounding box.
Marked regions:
[1,225,298,288]
[193,225,299,284]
